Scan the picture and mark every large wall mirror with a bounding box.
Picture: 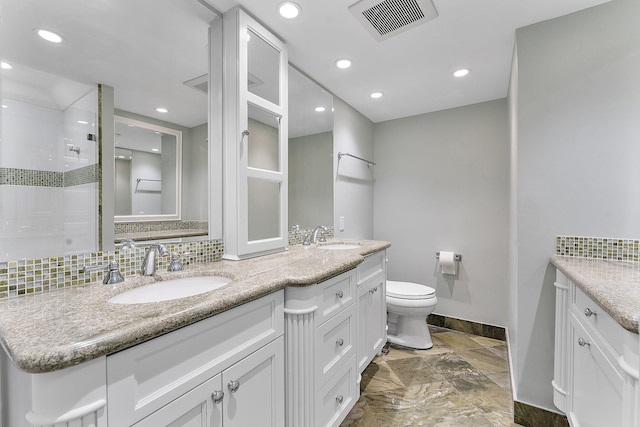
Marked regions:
[288,66,334,229]
[114,116,182,221]
[0,0,218,259]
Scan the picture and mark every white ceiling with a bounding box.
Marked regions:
[1,0,610,128]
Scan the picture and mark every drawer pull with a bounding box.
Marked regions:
[336,338,344,346]
[336,395,344,404]
[584,308,597,317]
[212,390,224,403]
[336,290,344,299]
[228,380,240,393]
[578,337,590,347]
[369,288,375,294]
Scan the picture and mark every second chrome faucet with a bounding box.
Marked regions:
[141,243,170,276]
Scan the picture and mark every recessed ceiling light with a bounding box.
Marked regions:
[336,59,352,69]
[1,62,12,70]
[151,148,160,152]
[314,106,326,112]
[453,68,470,78]
[370,92,383,99]
[278,2,301,19]
[36,29,63,43]
[2,105,8,109]
[77,120,88,125]
[156,107,168,113]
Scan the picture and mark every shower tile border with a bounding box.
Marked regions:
[0,166,99,188]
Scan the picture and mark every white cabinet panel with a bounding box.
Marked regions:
[568,313,623,427]
[223,337,284,427]
[133,374,222,427]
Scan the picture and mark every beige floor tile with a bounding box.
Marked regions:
[434,331,484,351]
[486,370,512,391]
[457,347,510,374]
[341,328,517,427]
[385,356,445,387]
[468,335,506,348]
[360,361,405,394]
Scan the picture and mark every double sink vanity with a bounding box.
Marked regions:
[0,239,390,427]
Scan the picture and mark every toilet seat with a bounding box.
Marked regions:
[387,280,435,300]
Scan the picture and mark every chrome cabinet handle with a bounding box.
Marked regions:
[369,288,375,294]
[212,390,224,403]
[578,337,590,347]
[336,290,344,299]
[228,380,240,393]
[336,338,344,346]
[336,395,344,404]
[584,308,597,317]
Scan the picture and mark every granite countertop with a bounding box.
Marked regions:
[0,239,390,374]
[551,256,640,334]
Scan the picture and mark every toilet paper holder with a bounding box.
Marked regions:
[435,252,462,261]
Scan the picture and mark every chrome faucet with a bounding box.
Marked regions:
[141,243,170,276]
[303,226,328,245]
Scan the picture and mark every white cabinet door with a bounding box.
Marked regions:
[568,314,623,427]
[223,336,284,427]
[133,374,223,427]
[357,276,387,373]
[368,275,386,358]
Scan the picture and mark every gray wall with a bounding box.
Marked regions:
[333,97,375,239]
[511,0,640,410]
[373,99,509,327]
[289,131,333,228]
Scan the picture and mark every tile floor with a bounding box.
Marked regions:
[341,325,524,427]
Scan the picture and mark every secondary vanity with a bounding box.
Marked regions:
[0,240,389,426]
[551,256,640,427]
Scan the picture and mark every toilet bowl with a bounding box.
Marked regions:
[386,280,437,350]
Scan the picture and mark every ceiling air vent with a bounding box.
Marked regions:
[348,0,438,42]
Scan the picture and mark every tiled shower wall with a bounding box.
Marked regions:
[0,92,99,260]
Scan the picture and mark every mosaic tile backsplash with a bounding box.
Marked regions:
[0,226,334,299]
[555,235,640,262]
[115,220,208,235]
[0,239,224,299]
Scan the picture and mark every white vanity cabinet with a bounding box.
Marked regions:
[108,290,284,427]
[285,268,358,427]
[356,250,387,373]
[553,270,639,427]
[1,290,284,427]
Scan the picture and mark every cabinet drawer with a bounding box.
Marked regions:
[318,270,356,325]
[571,284,623,354]
[316,305,356,388]
[316,355,358,427]
[357,251,386,286]
[108,290,284,426]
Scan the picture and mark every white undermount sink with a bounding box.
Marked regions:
[320,244,361,250]
[109,276,232,304]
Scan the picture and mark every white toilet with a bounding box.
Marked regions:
[386,280,437,349]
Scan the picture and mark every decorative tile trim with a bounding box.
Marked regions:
[288,226,335,246]
[115,220,208,234]
[64,164,99,187]
[555,235,640,261]
[0,168,63,187]
[0,166,99,188]
[513,401,569,427]
[427,314,506,341]
[0,239,224,300]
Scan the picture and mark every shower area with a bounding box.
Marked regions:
[0,85,100,260]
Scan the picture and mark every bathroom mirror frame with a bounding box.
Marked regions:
[114,115,183,223]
